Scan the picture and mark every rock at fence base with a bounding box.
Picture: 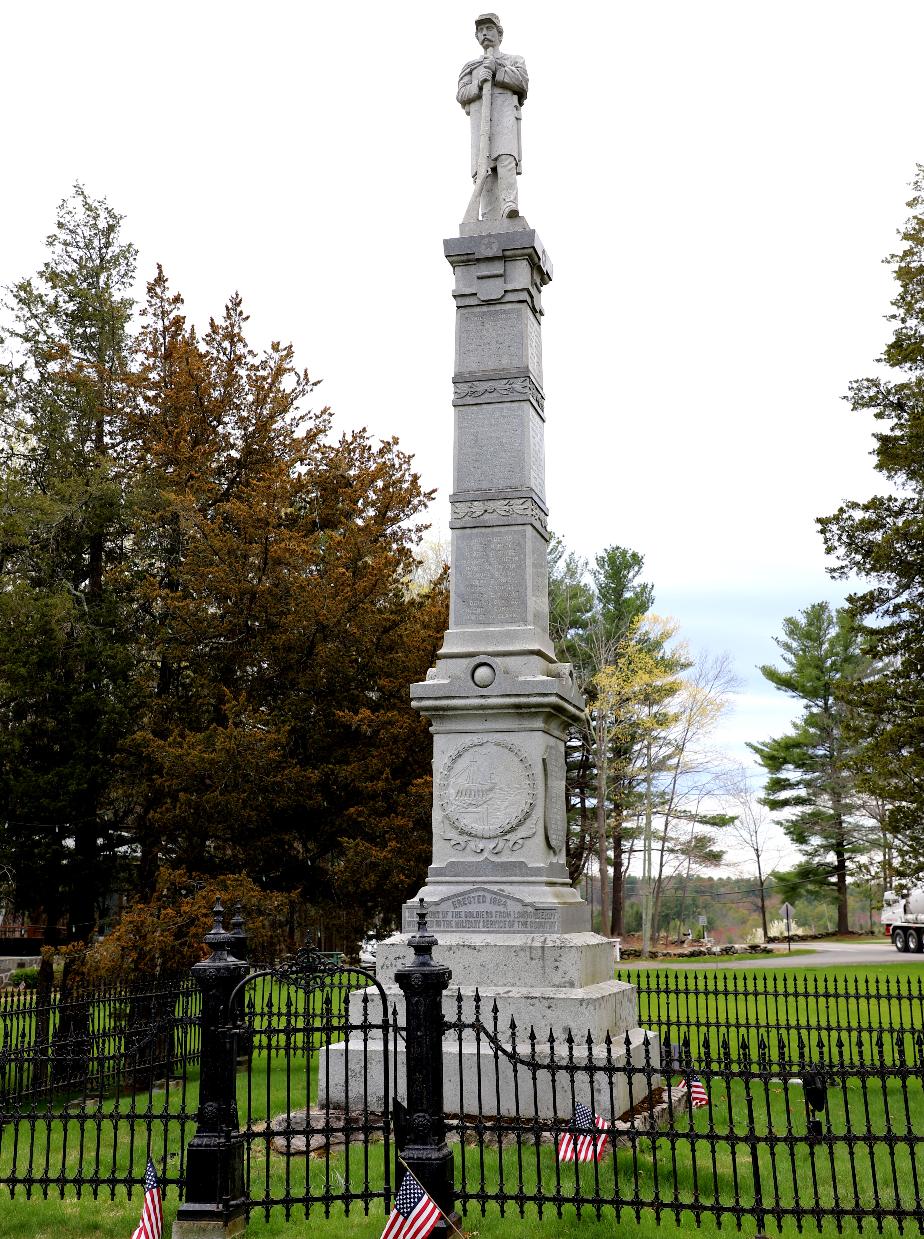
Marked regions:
[272,1133,310,1154]
[268,1108,382,1156]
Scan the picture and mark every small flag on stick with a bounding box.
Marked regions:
[131,1159,163,1239]
[557,1101,610,1163]
[677,1077,709,1108]
[381,1171,443,1239]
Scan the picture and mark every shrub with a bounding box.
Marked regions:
[87,868,304,983]
[7,966,39,988]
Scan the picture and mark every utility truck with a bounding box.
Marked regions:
[881,889,924,951]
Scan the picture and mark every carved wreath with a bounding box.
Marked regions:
[454,377,529,400]
[451,497,547,531]
[438,739,536,855]
[453,376,544,411]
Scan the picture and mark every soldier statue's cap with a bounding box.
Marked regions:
[475,12,503,34]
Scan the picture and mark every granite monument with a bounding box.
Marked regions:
[322,14,655,1119]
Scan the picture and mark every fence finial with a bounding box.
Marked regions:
[407,898,438,965]
[204,899,234,959]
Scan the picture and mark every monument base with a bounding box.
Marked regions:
[320,1024,658,1121]
[319,931,659,1119]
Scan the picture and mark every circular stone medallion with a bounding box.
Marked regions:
[438,739,535,841]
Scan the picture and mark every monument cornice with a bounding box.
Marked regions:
[408,688,586,728]
[444,228,552,283]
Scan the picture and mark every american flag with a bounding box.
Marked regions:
[557,1101,610,1163]
[381,1172,443,1239]
[677,1077,709,1108]
[131,1159,163,1239]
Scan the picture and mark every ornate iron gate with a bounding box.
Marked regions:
[228,944,393,1222]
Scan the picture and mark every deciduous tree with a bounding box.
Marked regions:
[549,541,653,932]
[0,191,448,943]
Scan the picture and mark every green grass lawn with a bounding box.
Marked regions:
[2,965,923,1238]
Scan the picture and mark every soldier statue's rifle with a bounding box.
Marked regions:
[463,49,494,223]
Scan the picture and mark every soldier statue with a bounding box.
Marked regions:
[458,13,528,221]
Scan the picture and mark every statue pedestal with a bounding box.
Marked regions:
[322,224,656,1117]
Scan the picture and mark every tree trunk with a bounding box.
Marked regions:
[50,950,91,1091]
[641,739,654,958]
[756,855,769,942]
[650,815,673,942]
[593,720,610,935]
[138,815,160,897]
[71,817,98,943]
[610,813,623,936]
[834,819,849,933]
[30,949,55,1096]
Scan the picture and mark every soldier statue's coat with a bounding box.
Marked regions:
[457,52,528,175]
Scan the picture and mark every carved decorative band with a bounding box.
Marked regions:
[453,376,545,411]
[451,496,548,531]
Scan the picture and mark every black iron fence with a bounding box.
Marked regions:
[446,988,924,1231]
[623,966,924,1068]
[0,974,200,1102]
[232,946,394,1223]
[1,911,923,1235]
[0,973,200,1198]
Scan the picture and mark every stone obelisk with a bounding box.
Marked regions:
[324,14,653,1119]
[384,12,648,1108]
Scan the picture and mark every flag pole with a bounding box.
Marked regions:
[394,1157,468,1239]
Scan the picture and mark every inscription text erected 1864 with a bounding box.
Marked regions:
[401,890,559,934]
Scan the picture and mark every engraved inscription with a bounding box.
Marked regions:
[402,890,558,934]
[527,313,542,383]
[530,410,546,499]
[458,306,522,372]
[451,496,548,531]
[455,529,527,626]
[456,406,525,491]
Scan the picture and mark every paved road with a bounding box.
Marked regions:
[623,940,922,970]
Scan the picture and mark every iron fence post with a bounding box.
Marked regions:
[746,1092,765,1232]
[173,901,248,1238]
[394,900,457,1231]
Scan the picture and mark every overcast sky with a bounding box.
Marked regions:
[2,1,919,878]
